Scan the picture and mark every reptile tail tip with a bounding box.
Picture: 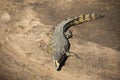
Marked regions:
[96,13,105,19]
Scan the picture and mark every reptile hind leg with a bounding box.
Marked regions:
[65,30,73,39]
[47,27,55,38]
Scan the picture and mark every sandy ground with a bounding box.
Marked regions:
[0,0,120,80]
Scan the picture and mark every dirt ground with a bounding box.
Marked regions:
[0,0,120,80]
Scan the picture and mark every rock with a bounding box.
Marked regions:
[0,11,10,23]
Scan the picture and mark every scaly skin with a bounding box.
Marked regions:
[50,13,104,71]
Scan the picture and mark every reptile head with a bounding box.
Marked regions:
[54,52,67,71]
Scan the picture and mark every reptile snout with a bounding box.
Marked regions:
[54,53,67,71]
[54,60,60,71]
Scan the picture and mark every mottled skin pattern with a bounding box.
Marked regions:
[50,13,104,71]
[52,19,72,71]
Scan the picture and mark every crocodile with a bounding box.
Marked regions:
[49,13,104,71]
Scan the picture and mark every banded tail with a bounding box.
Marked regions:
[64,13,104,32]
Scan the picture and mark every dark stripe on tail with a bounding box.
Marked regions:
[63,13,104,32]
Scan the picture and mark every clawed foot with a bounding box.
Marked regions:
[66,52,82,60]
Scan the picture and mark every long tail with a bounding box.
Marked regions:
[63,13,104,32]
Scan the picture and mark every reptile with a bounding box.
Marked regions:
[48,13,104,71]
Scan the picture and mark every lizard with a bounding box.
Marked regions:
[48,13,104,71]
